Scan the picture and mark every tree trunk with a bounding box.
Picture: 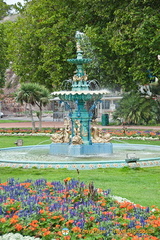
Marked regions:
[29,104,35,131]
[38,105,42,130]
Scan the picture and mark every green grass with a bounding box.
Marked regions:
[112,139,160,145]
[0,167,159,208]
[0,135,159,148]
[0,136,51,148]
[0,120,30,123]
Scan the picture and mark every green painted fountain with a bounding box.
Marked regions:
[50,31,112,156]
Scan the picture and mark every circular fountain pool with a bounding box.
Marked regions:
[0,143,160,169]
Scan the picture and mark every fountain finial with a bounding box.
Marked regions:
[67,31,92,82]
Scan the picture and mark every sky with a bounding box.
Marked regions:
[4,0,25,5]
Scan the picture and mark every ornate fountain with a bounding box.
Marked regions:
[50,31,113,156]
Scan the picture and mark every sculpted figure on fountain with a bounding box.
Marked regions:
[92,126,112,143]
[72,120,83,145]
[51,119,71,143]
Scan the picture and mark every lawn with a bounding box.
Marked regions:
[0,136,51,148]
[0,119,30,123]
[0,135,160,148]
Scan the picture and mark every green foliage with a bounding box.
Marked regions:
[7,0,78,90]
[5,0,160,91]
[106,0,160,90]
[113,91,159,125]
[0,24,8,88]
[15,83,51,129]
[0,0,11,20]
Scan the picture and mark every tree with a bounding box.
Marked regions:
[15,83,50,130]
[6,0,160,92]
[0,24,8,88]
[35,85,51,129]
[101,0,160,90]
[113,91,158,125]
[7,0,77,90]
[0,0,11,20]
[6,0,123,90]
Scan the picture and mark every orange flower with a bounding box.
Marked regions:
[15,223,23,231]
[52,215,60,219]
[77,234,83,238]
[10,215,19,224]
[55,224,61,228]
[72,226,81,233]
[20,182,31,188]
[43,231,51,236]
[66,219,74,226]
[110,207,116,210]
[57,231,63,236]
[136,225,142,229]
[39,209,45,214]
[29,226,37,231]
[152,219,160,227]
[10,218,18,224]
[10,207,16,211]
[0,218,6,223]
[101,202,106,206]
[29,220,39,228]
[89,216,95,221]
[64,236,71,240]
[91,227,99,232]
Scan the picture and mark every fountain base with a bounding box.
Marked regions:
[49,143,113,156]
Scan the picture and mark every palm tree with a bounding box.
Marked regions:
[35,85,50,129]
[113,91,157,125]
[15,83,50,130]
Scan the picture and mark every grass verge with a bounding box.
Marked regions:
[0,136,51,148]
[0,135,160,148]
[0,119,30,123]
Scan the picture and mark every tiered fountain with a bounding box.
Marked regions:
[50,31,112,156]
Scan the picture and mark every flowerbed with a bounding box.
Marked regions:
[0,128,159,140]
[0,178,159,239]
[0,128,56,135]
[106,129,160,140]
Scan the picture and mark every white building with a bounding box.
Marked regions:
[51,93,122,124]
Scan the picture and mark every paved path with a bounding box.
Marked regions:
[0,121,160,130]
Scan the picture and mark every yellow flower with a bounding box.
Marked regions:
[64,177,71,182]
